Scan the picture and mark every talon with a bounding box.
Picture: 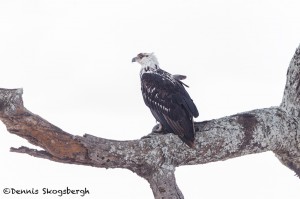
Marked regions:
[141,134,152,139]
[141,123,163,139]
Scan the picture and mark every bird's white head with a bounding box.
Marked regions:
[132,53,160,70]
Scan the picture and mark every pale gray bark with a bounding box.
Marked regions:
[1,44,300,198]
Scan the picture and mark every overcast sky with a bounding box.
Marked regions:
[0,0,300,198]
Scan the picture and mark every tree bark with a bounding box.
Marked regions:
[1,45,300,198]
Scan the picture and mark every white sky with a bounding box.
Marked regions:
[0,0,300,198]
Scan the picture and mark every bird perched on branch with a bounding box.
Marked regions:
[132,53,199,148]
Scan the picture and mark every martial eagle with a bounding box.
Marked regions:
[132,53,199,148]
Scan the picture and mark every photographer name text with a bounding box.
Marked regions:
[3,187,89,197]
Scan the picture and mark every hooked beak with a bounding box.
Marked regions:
[132,57,137,62]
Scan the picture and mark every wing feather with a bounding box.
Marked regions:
[163,114,185,137]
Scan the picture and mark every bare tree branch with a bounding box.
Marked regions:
[277,45,300,178]
[281,46,300,116]
[1,44,300,198]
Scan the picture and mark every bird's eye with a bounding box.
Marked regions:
[138,53,144,58]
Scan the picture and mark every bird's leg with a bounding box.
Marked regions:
[141,123,169,139]
[152,123,170,134]
[152,123,163,133]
